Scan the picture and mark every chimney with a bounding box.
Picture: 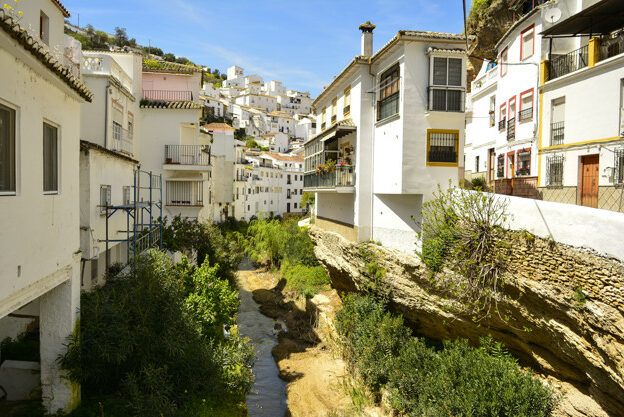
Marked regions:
[359,21,376,57]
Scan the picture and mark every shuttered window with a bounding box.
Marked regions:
[0,103,15,193]
[377,65,400,121]
[43,123,58,193]
[432,57,462,86]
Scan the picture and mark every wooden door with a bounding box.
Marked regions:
[581,155,599,208]
[488,149,495,183]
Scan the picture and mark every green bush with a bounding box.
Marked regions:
[1,332,39,364]
[60,251,253,417]
[336,294,555,417]
[282,262,330,298]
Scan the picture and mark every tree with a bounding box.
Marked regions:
[144,46,163,56]
[234,128,246,141]
[212,68,220,78]
[114,27,128,47]
[175,56,192,65]
[163,53,176,62]
[300,192,315,211]
[245,138,259,149]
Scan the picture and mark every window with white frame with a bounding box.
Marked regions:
[517,150,531,176]
[615,148,624,184]
[100,184,111,214]
[43,122,58,193]
[551,97,565,146]
[0,103,16,193]
[123,186,131,205]
[519,90,534,121]
[343,86,351,116]
[546,155,564,187]
[39,11,49,45]
[500,48,508,76]
[128,113,134,139]
[377,64,400,120]
[521,26,534,60]
[489,96,496,127]
[429,57,463,112]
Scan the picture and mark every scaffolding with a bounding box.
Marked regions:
[102,169,163,272]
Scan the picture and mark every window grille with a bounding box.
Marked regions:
[377,65,400,121]
[517,150,531,176]
[546,155,564,187]
[497,154,505,178]
[428,131,458,164]
[615,148,624,184]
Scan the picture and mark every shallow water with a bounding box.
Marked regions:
[236,258,288,417]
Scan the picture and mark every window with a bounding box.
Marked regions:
[294,203,297,209]
[331,98,337,124]
[500,48,508,76]
[122,186,131,205]
[43,122,58,193]
[499,104,507,131]
[300,189,303,194]
[489,96,496,127]
[426,130,459,166]
[321,107,326,130]
[519,89,534,121]
[377,65,400,121]
[551,97,565,146]
[517,150,531,176]
[497,154,505,178]
[507,97,516,140]
[615,148,624,184]
[128,112,134,139]
[475,156,480,172]
[100,185,111,214]
[0,103,16,193]
[343,86,351,116]
[166,181,203,206]
[40,11,49,45]
[620,79,624,136]
[429,57,463,112]
[546,155,564,187]
[521,26,535,60]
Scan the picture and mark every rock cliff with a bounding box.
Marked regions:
[309,227,624,417]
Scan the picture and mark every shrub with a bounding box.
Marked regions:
[471,176,489,191]
[281,262,330,298]
[1,332,39,364]
[336,295,555,417]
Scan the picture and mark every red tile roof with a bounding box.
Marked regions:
[202,122,235,131]
[51,0,71,18]
[265,153,304,162]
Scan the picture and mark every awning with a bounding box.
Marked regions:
[304,118,357,145]
[541,0,624,38]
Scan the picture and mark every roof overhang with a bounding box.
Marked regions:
[541,0,624,38]
[304,119,357,145]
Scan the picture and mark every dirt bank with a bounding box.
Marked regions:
[242,267,384,417]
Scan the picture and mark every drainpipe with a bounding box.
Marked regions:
[368,60,376,243]
[104,81,110,148]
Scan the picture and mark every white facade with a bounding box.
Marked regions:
[204,123,236,222]
[266,132,290,153]
[235,93,278,113]
[306,24,468,253]
[0,1,91,412]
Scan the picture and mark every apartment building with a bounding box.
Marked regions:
[0,1,93,412]
[139,59,212,221]
[305,22,468,252]
[79,51,143,289]
[204,123,235,222]
[465,0,623,212]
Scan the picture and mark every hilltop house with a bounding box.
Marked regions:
[304,22,469,252]
[0,1,92,412]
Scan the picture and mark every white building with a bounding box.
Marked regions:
[295,115,317,142]
[265,132,290,153]
[0,1,93,412]
[305,22,469,252]
[204,123,235,221]
[235,93,278,113]
[79,50,143,289]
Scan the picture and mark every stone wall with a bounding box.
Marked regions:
[310,226,624,416]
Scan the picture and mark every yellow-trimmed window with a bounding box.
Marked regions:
[321,107,326,130]
[331,98,337,124]
[426,129,459,166]
[343,87,351,116]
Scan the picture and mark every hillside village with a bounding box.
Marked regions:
[0,0,623,416]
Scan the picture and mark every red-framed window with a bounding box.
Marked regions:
[500,47,509,76]
[520,25,535,61]
[499,103,507,131]
[516,148,531,176]
[519,89,534,122]
[506,150,516,178]
[508,96,517,121]
[497,154,505,178]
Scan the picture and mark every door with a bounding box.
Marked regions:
[488,148,495,183]
[581,154,599,208]
[287,203,291,213]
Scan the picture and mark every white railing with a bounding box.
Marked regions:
[110,126,134,155]
[166,181,204,206]
[472,65,498,94]
[82,53,133,92]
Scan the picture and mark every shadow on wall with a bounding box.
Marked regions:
[373,194,423,253]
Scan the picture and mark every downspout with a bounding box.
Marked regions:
[104,81,110,148]
[368,58,375,242]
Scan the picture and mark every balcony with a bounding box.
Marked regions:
[498,118,506,131]
[549,45,588,80]
[472,64,498,95]
[164,145,211,167]
[110,125,133,156]
[507,118,515,140]
[600,31,624,61]
[551,122,565,146]
[519,107,533,122]
[143,90,193,102]
[166,180,203,206]
[428,87,465,112]
[304,166,355,191]
[83,53,133,92]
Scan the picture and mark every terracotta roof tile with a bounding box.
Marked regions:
[0,10,92,101]
[140,100,201,109]
[202,122,235,131]
[51,0,71,17]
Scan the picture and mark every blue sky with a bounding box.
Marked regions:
[62,0,471,96]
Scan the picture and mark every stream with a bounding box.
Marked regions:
[236,258,288,417]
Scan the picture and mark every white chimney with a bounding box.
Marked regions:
[359,21,376,57]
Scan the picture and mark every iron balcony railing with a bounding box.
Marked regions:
[304,166,355,189]
[507,117,515,140]
[164,145,211,165]
[519,107,533,122]
[110,125,133,155]
[343,105,350,115]
[549,45,588,80]
[498,118,506,131]
[143,90,193,101]
[551,122,565,146]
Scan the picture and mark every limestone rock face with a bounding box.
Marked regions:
[309,227,624,417]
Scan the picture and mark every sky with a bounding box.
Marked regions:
[62,0,472,97]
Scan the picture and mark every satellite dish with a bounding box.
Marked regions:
[545,7,562,24]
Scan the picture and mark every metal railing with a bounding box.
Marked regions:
[498,118,506,131]
[428,87,464,112]
[343,105,350,115]
[507,117,515,140]
[143,90,193,101]
[549,45,588,80]
[519,107,533,121]
[551,122,565,146]
[164,145,211,165]
[304,166,355,189]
